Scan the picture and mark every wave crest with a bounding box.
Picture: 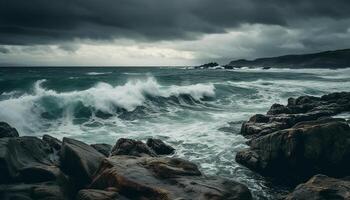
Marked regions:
[0,77,215,133]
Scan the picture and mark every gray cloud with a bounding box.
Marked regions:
[1,0,350,65]
[1,0,350,45]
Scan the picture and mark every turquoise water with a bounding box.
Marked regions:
[1,67,350,199]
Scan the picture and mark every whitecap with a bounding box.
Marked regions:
[86,72,112,75]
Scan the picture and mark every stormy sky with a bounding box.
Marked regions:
[0,0,350,66]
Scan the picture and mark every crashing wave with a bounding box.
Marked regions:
[0,77,215,134]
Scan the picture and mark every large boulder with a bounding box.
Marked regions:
[0,136,62,184]
[90,143,112,157]
[110,138,157,157]
[146,138,175,155]
[60,138,105,188]
[285,174,350,200]
[0,122,19,138]
[236,119,350,181]
[89,156,252,200]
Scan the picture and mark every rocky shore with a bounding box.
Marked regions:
[1,91,349,199]
[236,91,350,199]
[0,122,252,200]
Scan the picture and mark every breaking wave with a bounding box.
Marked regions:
[0,77,215,134]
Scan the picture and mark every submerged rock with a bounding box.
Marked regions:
[0,122,19,138]
[0,136,62,184]
[60,137,105,188]
[285,174,350,200]
[146,138,175,155]
[90,155,252,200]
[110,138,157,157]
[90,143,112,157]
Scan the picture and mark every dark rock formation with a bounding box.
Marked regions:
[89,156,252,200]
[0,123,252,199]
[60,137,105,188]
[0,182,67,200]
[90,143,112,157]
[77,189,125,200]
[195,62,219,69]
[227,49,350,69]
[0,122,19,138]
[285,174,350,200]
[237,119,350,179]
[43,134,62,151]
[146,138,175,155]
[236,92,350,182]
[110,138,157,157]
[0,136,62,184]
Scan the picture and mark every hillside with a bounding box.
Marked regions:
[226,49,350,68]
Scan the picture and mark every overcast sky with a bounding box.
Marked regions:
[0,0,350,66]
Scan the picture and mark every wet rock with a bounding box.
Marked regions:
[77,189,127,200]
[249,114,270,123]
[110,138,157,157]
[60,138,105,188]
[0,122,19,138]
[267,103,291,115]
[90,143,112,157]
[146,138,175,155]
[0,182,67,200]
[285,174,350,200]
[236,119,350,180]
[43,134,62,151]
[0,136,62,184]
[90,156,252,200]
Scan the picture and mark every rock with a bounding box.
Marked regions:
[195,62,219,69]
[249,114,270,123]
[90,143,112,157]
[0,136,62,184]
[110,138,157,157]
[267,103,291,115]
[146,138,175,155]
[0,122,19,138]
[89,156,252,200]
[285,174,350,200]
[236,119,350,181]
[60,138,105,188]
[77,189,127,200]
[43,134,62,151]
[0,182,67,200]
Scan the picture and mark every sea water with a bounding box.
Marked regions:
[1,67,350,199]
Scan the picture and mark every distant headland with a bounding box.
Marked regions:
[197,48,350,69]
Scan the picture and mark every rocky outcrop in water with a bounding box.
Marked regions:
[0,126,252,199]
[235,91,350,199]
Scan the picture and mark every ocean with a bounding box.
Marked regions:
[1,67,350,199]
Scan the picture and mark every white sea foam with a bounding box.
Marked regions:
[0,77,215,134]
[86,72,112,75]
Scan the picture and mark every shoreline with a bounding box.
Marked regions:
[1,91,349,199]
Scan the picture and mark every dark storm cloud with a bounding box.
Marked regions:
[1,0,350,45]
